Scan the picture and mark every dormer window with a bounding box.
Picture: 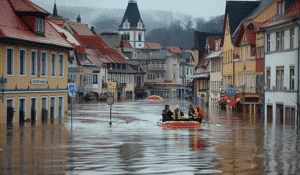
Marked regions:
[137,20,143,29]
[124,18,130,29]
[36,18,44,33]
[278,1,285,15]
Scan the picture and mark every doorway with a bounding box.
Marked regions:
[50,97,56,124]
[276,104,283,124]
[267,105,273,124]
[6,98,14,127]
[19,98,26,126]
[30,97,37,125]
[41,97,48,124]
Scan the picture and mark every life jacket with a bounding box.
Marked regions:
[188,108,195,119]
[195,108,203,119]
[173,109,182,120]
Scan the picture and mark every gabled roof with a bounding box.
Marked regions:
[49,21,81,46]
[48,18,67,27]
[207,36,221,50]
[0,0,73,49]
[74,35,127,63]
[235,22,260,46]
[9,0,50,15]
[166,46,182,54]
[86,49,104,67]
[144,42,162,49]
[194,32,222,62]
[66,21,94,35]
[225,1,260,35]
[119,1,145,30]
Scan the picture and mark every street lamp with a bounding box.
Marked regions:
[0,75,7,103]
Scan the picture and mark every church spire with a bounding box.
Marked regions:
[119,0,145,30]
[76,13,81,23]
[52,0,58,17]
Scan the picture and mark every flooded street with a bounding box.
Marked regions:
[1,99,300,174]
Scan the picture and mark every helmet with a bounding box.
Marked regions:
[195,105,200,109]
[175,105,180,109]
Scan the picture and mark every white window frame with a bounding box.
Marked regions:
[50,96,56,119]
[58,53,64,77]
[51,52,56,77]
[6,97,14,125]
[30,96,38,121]
[18,97,26,122]
[36,18,40,31]
[41,51,47,77]
[30,50,37,77]
[6,46,14,76]
[58,96,64,118]
[19,48,26,76]
[40,19,44,32]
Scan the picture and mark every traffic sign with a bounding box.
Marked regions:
[106,96,114,105]
[68,83,76,97]
[227,85,236,96]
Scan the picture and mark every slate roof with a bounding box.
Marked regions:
[194,32,222,63]
[0,0,73,49]
[100,33,122,49]
[119,1,145,30]
[74,35,127,63]
[144,42,161,49]
[224,1,260,35]
[166,46,182,54]
[150,49,178,59]
[67,21,94,35]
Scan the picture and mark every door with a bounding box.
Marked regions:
[30,98,37,124]
[276,104,283,124]
[6,99,14,127]
[58,97,63,118]
[19,98,25,125]
[267,105,273,124]
[50,97,55,123]
[41,97,48,123]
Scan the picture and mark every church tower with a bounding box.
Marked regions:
[119,0,145,49]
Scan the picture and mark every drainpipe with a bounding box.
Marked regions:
[293,19,300,121]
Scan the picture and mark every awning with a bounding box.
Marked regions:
[226,98,241,108]
[215,95,231,105]
[192,73,209,79]
[205,50,222,59]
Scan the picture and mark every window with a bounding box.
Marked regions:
[6,47,13,76]
[51,53,56,76]
[246,74,250,88]
[276,67,284,90]
[36,18,44,32]
[278,1,285,15]
[138,34,142,41]
[290,68,295,90]
[50,97,56,120]
[41,52,47,76]
[19,49,25,76]
[266,69,271,89]
[30,97,37,123]
[36,18,40,31]
[267,34,270,52]
[290,29,295,49]
[127,34,130,41]
[281,31,285,50]
[242,74,245,86]
[40,19,44,32]
[31,51,37,76]
[237,75,239,87]
[59,54,64,76]
[276,32,280,51]
[93,74,98,84]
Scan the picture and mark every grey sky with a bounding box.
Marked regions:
[31,0,230,20]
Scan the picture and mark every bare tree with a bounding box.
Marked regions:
[195,17,206,31]
[183,16,194,31]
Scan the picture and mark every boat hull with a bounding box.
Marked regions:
[157,119,201,127]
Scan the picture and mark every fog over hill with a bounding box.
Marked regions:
[40,4,224,49]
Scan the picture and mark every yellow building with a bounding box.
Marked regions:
[0,0,73,127]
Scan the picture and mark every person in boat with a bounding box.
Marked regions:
[162,105,174,122]
[173,105,184,121]
[194,105,204,123]
[188,104,195,120]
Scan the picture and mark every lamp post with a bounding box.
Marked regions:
[0,75,7,103]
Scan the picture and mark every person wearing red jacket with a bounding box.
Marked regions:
[194,105,203,123]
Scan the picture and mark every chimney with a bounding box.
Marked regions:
[76,13,81,23]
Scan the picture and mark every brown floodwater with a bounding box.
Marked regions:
[1,99,300,174]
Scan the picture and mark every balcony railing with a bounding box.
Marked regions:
[147,64,167,70]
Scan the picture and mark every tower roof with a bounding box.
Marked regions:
[119,0,145,30]
[52,1,58,17]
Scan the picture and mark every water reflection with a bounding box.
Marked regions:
[1,99,300,174]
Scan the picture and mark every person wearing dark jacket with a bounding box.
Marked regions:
[188,104,195,120]
[195,105,203,123]
[162,105,173,122]
[173,105,184,121]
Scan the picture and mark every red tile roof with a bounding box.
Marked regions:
[260,10,300,28]
[67,21,94,35]
[207,36,221,50]
[0,0,73,49]
[10,0,50,14]
[167,46,182,53]
[235,21,260,46]
[144,42,161,49]
[74,35,127,63]
[86,49,104,67]
[48,18,67,27]
[123,41,132,49]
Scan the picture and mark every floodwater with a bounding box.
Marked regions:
[1,99,300,174]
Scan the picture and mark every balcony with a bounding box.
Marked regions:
[147,64,167,71]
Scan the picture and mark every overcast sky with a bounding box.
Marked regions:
[31,0,232,20]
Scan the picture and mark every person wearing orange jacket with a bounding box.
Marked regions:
[194,105,204,123]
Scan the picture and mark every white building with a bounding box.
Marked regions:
[118,0,145,49]
[206,38,223,106]
[260,10,299,125]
